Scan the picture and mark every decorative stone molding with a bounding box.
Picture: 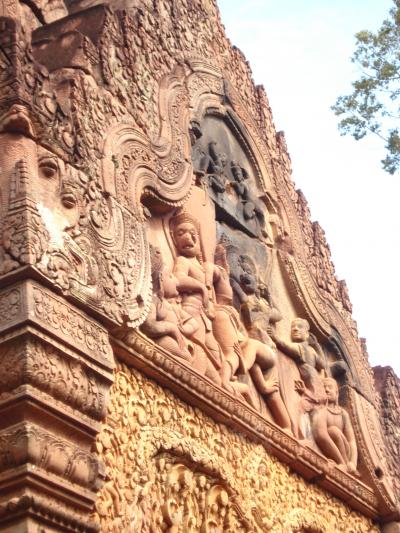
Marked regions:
[93,361,379,533]
[113,331,380,519]
[0,280,114,530]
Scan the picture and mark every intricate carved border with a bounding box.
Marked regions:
[113,331,380,519]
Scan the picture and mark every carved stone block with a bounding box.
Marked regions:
[0,281,113,530]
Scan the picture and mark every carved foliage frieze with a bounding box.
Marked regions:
[0,131,152,327]
[0,281,113,366]
[93,363,378,533]
[0,0,396,528]
[0,423,100,489]
[0,336,108,420]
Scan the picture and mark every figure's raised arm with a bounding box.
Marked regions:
[270,333,303,362]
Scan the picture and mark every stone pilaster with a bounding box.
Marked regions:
[0,280,114,531]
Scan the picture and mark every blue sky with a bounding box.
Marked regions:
[218,0,400,375]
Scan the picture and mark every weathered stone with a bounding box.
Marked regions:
[0,0,398,530]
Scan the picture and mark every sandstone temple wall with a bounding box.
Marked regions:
[0,0,398,531]
[94,362,378,532]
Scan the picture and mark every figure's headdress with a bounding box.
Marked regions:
[323,377,338,388]
[239,253,257,273]
[169,211,201,235]
[230,160,248,179]
[292,317,310,331]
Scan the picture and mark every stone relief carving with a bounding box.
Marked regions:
[0,0,397,527]
[192,117,272,241]
[0,132,151,328]
[136,208,292,431]
[271,319,358,473]
[169,211,226,383]
[272,318,328,410]
[0,423,100,489]
[0,337,108,420]
[373,366,400,498]
[314,378,358,474]
[212,243,292,430]
[93,362,378,533]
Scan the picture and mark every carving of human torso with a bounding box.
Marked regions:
[170,215,224,373]
[231,256,277,348]
[231,164,248,202]
[326,408,346,433]
[311,378,358,474]
[157,268,184,325]
[175,255,213,305]
[272,318,326,405]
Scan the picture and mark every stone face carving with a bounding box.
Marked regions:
[0,132,151,328]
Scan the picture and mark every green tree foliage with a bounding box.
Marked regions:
[332,0,400,174]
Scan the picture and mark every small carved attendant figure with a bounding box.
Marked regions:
[192,140,228,195]
[271,318,327,407]
[141,246,195,362]
[311,378,358,474]
[230,160,266,236]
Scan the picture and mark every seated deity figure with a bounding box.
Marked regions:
[140,246,222,385]
[310,378,358,474]
[270,318,327,409]
[206,141,228,194]
[230,160,267,236]
[212,244,292,431]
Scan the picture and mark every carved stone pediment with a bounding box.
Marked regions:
[0,0,399,530]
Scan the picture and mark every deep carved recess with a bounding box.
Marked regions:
[0,0,399,530]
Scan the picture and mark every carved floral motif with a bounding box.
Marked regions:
[374,366,400,498]
[32,285,113,362]
[0,337,107,419]
[0,423,100,489]
[0,0,397,528]
[93,363,378,533]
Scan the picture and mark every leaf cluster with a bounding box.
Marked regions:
[332,0,400,173]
